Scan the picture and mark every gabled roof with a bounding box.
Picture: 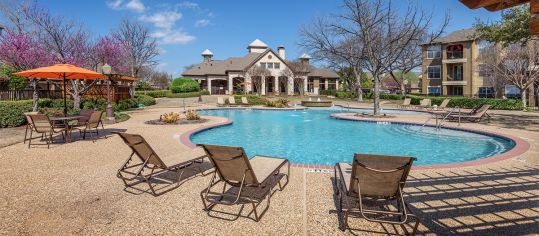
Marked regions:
[429,28,478,45]
[308,67,338,78]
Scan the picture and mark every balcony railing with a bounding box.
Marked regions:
[447,51,463,59]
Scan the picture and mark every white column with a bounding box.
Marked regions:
[261,76,266,95]
[335,79,339,91]
[303,76,308,95]
[228,76,234,95]
[287,77,294,95]
[207,78,212,94]
[274,77,279,95]
[245,75,252,94]
[325,79,329,90]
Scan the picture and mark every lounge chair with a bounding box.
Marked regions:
[23,112,39,144]
[334,154,420,235]
[397,98,412,109]
[198,144,290,222]
[228,97,238,107]
[72,110,105,141]
[415,99,431,110]
[217,97,225,107]
[114,132,207,196]
[27,114,66,149]
[448,104,491,122]
[241,97,251,106]
[427,98,450,111]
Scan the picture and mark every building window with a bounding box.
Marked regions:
[428,86,441,96]
[427,45,441,59]
[446,44,463,59]
[427,66,440,79]
[505,85,520,99]
[328,79,337,90]
[478,87,494,98]
[267,63,273,69]
[274,63,280,69]
[260,63,266,69]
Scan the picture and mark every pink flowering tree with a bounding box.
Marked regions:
[90,36,130,74]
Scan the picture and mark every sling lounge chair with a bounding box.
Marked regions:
[198,144,290,222]
[398,98,412,109]
[448,104,491,122]
[228,97,238,107]
[114,132,208,196]
[415,99,431,110]
[27,114,66,149]
[241,97,251,106]
[217,97,225,107]
[334,154,420,235]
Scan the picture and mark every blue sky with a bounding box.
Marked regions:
[31,0,503,77]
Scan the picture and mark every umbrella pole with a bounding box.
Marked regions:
[63,74,67,116]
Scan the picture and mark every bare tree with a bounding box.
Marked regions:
[299,18,366,101]
[0,0,33,34]
[246,65,270,96]
[150,71,172,90]
[301,0,447,115]
[388,44,423,96]
[282,60,310,96]
[114,19,159,79]
[479,43,539,107]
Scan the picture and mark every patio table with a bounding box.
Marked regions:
[49,115,83,143]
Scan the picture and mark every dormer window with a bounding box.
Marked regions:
[446,44,463,59]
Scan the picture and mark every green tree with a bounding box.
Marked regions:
[0,64,28,90]
[338,67,372,92]
[474,5,531,46]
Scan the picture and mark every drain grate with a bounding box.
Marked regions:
[305,168,334,173]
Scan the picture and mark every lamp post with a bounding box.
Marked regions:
[102,63,114,122]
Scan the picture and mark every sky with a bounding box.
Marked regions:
[22,0,504,78]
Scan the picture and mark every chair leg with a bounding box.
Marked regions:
[24,125,29,143]
[28,130,33,149]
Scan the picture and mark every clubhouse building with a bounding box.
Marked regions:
[182,39,339,95]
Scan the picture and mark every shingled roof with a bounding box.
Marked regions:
[431,28,478,44]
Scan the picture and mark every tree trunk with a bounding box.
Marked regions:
[353,68,363,102]
[32,79,38,112]
[400,73,406,96]
[73,95,81,110]
[373,74,381,115]
[521,88,527,108]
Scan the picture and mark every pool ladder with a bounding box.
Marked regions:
[421,107,461,130]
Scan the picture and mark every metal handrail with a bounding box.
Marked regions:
[421,106,461,130]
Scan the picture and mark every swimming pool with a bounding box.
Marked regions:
[190,108,515,166]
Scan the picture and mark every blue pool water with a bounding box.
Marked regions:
[190,108,515,166]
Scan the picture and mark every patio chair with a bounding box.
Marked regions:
[217,97,225,107]
[334,154,420,235]
[228,97,238,107]
[23,112,39,144]
[427,98,450,111]
[397,98,412,109]
[415,99,431,110]
[76,109,95,126]
[114,132,207,196]
[27,114,66,149]
[72,110,105,142]
[241,97,251,106]
[448,104,491,122]
[198,144,290,222]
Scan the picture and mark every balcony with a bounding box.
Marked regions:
[442,80,467,86]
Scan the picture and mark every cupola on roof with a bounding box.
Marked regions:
[248,39,268,48]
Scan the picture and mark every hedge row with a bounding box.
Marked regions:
[407,95,523,110]
[171,78,200,93]
[142,90,210,98]
[233,95,267,105]
[0,95,156,128]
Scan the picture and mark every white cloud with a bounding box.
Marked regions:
[125,0,145,12]
[106,0,123,9]
[151,29,196,45]
[194,19,210,27]
[140,11,182,29]
[178,1,199,10]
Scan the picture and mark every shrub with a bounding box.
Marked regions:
[407,95,524,110]
[81,98,107,110]
[160,112,180,123]
[134,94,156,106]
[166,91,203,98]
[336,91,356,99]
[200,90,210,95]
[320,90,337,96]
[144,90,171,98]
[171,77,200,93]
[234,95,267,105]
[0,100,33,128]
[185,109,200,120]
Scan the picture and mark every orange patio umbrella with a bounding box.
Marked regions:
[15,64,106,115]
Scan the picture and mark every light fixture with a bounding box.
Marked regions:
[102,63,112,75]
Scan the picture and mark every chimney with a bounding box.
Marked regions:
[201,49,213,63]
[299,53,311,65]
[277,45,285,59]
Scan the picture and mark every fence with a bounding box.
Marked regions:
[0,90,62,101]
[0,85,131,102]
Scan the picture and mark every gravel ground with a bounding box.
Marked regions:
[0,101,538,235]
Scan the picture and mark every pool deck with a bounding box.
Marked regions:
[0,100,538,235]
